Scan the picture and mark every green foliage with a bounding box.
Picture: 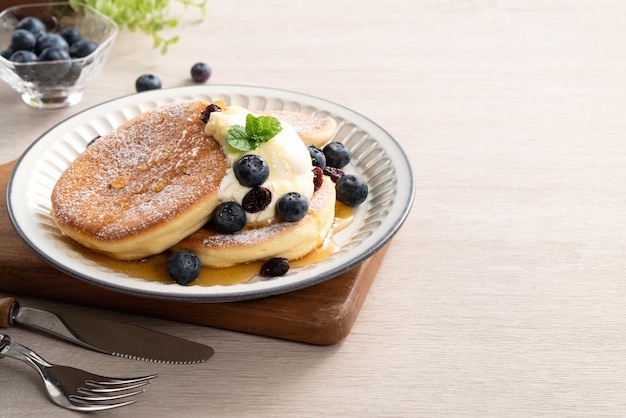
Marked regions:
[69,0,206,54]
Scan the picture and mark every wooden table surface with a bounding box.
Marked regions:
[2,0,626,416]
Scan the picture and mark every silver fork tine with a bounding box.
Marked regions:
[83,379,153,393]
[72,389,144,402]
[68,398,138,411]
[70,375,156,409]
[75,374,156,405]
[70,384,147,410]
[86,374,157,387]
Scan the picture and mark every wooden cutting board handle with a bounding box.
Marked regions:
[0,297,17,328]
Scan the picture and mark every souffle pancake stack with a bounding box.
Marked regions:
[50,99,364,284]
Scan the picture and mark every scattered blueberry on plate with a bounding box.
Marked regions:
[323,142,351,169]
[234,154,270,187]
[308,145,326,168]
[213,201,247,234]
[335,173,368,207]
[276,192,309,222]
[167,250,201,285]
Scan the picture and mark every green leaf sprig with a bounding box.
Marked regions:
[69,0,206,54]
[226,114,283,151]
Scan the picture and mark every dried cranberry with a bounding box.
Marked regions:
[242,186,272,213]
[323,166,345,183]
[312,166,324,191]
[200,103,222,123]
[260,258,290,277]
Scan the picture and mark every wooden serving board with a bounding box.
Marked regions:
[0,161,387,345]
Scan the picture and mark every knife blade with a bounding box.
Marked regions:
[0,297,213,364]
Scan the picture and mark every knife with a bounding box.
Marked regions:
[0,297,213,364]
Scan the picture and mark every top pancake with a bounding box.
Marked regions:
[51,100,229,260]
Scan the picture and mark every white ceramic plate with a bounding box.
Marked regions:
[7,85,414,302]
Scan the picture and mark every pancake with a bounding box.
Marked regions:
[256,110,337,148]
[51,100,229,260]
[172,175,337,268]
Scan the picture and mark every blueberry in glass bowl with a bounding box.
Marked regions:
[0,2,118,109]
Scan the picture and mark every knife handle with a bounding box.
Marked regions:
[0,297,17,328]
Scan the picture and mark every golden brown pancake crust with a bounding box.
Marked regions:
[51,100,229,260]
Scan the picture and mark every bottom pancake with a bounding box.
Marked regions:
[172,176,337,268]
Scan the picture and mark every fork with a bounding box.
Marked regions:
[0,333,157,411]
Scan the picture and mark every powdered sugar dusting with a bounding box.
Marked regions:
[202,221,291,248]
[52,100,228,241]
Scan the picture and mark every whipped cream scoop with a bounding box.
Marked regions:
[205,105,314,226]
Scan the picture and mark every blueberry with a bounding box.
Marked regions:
[213,201,246,234]
[9,50,38,81]
[9,50,37,63]
[35,33,69,55]
[15,17,46,38]
[323,142,351,169]
[307,145,326,168]
[260,258,290,277]
[37,47,72,83]
[335,174,368,207]
[10,29,37,52]
[276,192,309,222]
[191,62,211,83]
[166,250,201,285]
[38,47,71,62]
[60,27,82,46]
[69,39,97,58]
[234,155,270,187]
[0,48,13,59]
[135,74,161,92]
[60,61,83,85]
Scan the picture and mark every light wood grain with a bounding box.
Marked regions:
[2,0,626,416]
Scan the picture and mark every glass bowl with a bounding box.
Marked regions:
[0,2,118,109]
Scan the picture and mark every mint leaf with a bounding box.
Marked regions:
[226,114,282,151]
[246,114,283,143]
[225,124,254,151]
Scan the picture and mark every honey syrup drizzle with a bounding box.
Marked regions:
[70,202,354,287]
